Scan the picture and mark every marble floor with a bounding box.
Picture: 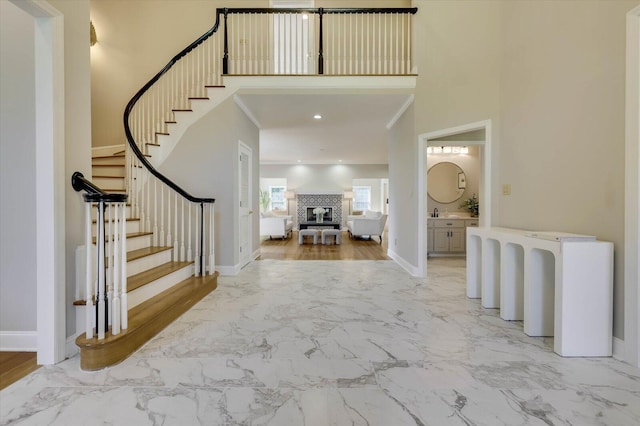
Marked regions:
[2,258,640,425]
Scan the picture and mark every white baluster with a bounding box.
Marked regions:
[195,204,200,277]
[187,202,193,262]
[112,202,121,336]
[97,201,106,340]
[167,189,172,248]
[85,202,93,339]
[107,203,113,329]
[180,198,186,261]
[160,185,165,246]
[153,178,158,246]
[120,199,128,330]
[209,203,215,275]
[174,193,179,261]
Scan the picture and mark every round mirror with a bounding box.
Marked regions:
[427,162,466,203]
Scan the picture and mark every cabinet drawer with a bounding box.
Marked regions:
[432,219,464,228]
[465,220,479,227]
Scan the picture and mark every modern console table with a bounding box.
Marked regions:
[466,226,613,357]
[299,222,341,230]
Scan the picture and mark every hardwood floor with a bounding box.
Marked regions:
[0,351,39,390]
[258,230,389,260]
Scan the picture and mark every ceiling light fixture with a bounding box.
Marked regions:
[426,146,469,155]
[297,159,302,163]
[313,114,322,120]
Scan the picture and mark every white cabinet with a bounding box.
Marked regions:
[430,219,466,254]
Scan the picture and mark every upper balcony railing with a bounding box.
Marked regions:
[221,7,418,76]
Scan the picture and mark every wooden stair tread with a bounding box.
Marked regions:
[205,85,225,88]
[127,261,191,292]
[92,175,124,179]
[92,164,126,168]
[155,132,170,136]
[172,109,193,112]
[189,97,209,100]
[92,217,140,224]
[127,246,172,262]
[92,154,125,159]
[75,272,218,370]
[145,143,160,146]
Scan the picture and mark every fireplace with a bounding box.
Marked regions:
[306,207,333,222]
[296,194,343,225]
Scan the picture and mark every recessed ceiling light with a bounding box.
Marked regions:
[313,114,322,120]
[338,159,343,163]
[297,159,302,163]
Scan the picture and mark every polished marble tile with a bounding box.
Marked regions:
[2,258,639,425]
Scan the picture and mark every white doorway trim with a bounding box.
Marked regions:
[625,5,640,368]
[238,141,253,270]
[10,0,66,365]
[417,120,493,278]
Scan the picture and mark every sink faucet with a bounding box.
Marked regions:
[433,208,438,218]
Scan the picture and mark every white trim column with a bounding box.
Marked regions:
[625,5,640,368]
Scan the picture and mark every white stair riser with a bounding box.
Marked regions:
[125,234,152,251]
[92,157,125,166]
[93,234,152,254]
[128,264,194,309]
[92,166,125,177]
[127,249,172,277]
[92,219,140,236]
[93,176,125,190]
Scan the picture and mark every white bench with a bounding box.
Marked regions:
[298,229,318,244]
[466,226,613,357]
[321,229,341,245]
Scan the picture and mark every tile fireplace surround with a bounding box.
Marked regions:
[296,194,343,225]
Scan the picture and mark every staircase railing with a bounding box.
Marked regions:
[72,172,128,340]
[221,7,417,75]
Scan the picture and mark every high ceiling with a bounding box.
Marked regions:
[235,93,413,165]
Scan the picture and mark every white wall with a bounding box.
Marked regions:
[0,1,37,337]
[49,0,93,342]
[388,103,418,269]
[160,97,259,272]
[260,164,388,193]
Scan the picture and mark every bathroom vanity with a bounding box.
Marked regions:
[427,217,478,255]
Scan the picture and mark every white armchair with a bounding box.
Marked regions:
[260,212,293,239]
[346,211,388,243]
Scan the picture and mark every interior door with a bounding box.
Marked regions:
[238,142,252,268]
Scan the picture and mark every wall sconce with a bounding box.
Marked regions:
[426,146,469,155]
[90,21,98,46]
[343,191,354,215]
[284,190,295,215]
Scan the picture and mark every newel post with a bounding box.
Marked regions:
[318,8,324,75]
[223,8,229,75]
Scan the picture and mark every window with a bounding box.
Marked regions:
[269,186,287,211]
[353,186,371,211]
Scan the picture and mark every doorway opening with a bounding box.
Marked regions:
[417,120,493,278]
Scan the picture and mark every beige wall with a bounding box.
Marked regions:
[407,0,635,339]
[159,97,260,271]
[498,0,636,338]
[90,0,268,147]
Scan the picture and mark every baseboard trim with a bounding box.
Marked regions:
[217,264,241,276]
[0,331,37,351]
[252,249,261,261]
[613,336,625,361]
[66,334,80,358]
[387,249,420,276]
